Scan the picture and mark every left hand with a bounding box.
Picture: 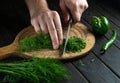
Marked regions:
[60,0,88,22]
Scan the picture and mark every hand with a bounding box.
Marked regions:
[31,9,63,49]
[60,0,88,22]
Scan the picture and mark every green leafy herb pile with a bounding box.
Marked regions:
[0,57,69,83]
[19,32,52,52]
[19,32,86,52]
[60,37,86,52]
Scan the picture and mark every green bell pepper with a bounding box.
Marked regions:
[91,16,110,35]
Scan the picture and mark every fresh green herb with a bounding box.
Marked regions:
[90,58,95,63]
[60,36,86,52]
[91,16,110,35]
[19,33,86,53]
[79,60,85,66]
[0,57,69,83]
[100,29,117,54]
[19,32,52,52]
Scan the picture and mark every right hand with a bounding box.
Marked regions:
[30,9,63,49]
[60,0,88,22]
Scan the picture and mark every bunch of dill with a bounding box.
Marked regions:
[0,57,69,83]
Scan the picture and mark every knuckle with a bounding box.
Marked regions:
[44,12,49,17]
[52,11,58,17]
[51,27,56,33]
[56,27,62,31]
[45,11,50,15]
[72,2,78,8]
[56,27,60,30]
[71,2,79,11]
[80,2,89,10]
[80,4,84,9]
[45,11,51,19]
[38,14,42,19]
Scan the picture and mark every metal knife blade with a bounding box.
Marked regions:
[62,18,73,55]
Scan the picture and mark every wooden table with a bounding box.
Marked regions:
[62,0,120,83]
[0,0,120,83]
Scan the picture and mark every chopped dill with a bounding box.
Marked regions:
[79,60,85,66]
[19,33,86,52]
[90,58,95,63]
[19,32,52,52]
[60,36,86,52]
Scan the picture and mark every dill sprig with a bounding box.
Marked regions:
[0,57,69,83]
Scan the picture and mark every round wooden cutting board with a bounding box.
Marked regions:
[0,22,95,60]
[22,22,95,60]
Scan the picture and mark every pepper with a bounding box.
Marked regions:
[100,29,117,54]
[91,16,110,35]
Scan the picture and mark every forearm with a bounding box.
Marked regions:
[25,0,49,16]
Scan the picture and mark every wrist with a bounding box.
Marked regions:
[25,0,49,17]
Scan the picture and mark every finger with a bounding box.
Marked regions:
[84,1,89,10]
[70,7,81,22]
[60,2,70,22]
[31,19,41,33]
[79,10,83,21]
[52,11,63,45]
[78,3,87,21]
[39,16,48,34]
[45,15,59,49]
[79,2,86,12]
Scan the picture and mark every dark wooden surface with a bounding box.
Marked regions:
[0,0,120,83]
[63,0,120,83]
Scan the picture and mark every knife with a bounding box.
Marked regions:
[62,18,73,55]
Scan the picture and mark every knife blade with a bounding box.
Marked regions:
[62,18,73,55]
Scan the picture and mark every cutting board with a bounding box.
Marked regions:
[0,22,95,60]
